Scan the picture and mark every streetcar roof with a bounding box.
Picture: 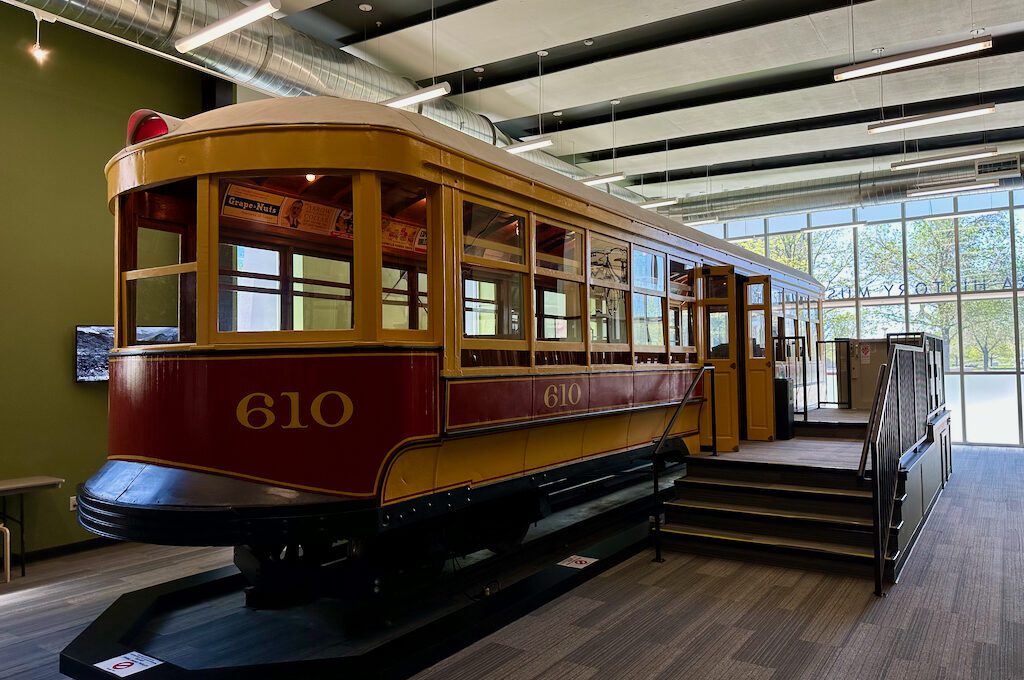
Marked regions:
[118,97,821,293]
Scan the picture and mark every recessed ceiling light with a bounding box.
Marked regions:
[610,99,621,105]
[552,111,563,117]
[584,38,594,46]
[473,66,484,73]
[358,4,373,11]
[537,50,548,57]
[305,173,318,182]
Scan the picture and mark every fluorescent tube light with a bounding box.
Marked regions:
[868,104,995,135]
[683,218,717,227]
[891,147,999,171]
[834,35,992,82]
[802,223,865,233]
[582,172,626,186]
[505,136,554,154]
[175,0,281,53]
[383,82,452,108]
[907,180,1000,198]
[639,198,678,209]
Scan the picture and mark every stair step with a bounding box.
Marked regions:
[665,499,872,528]
[677,476,871,499]
[660,524,875,560]
[683,456,865,490]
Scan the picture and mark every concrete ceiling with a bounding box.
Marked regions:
[290,0,1024,214]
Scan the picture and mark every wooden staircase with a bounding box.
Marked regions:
[661,455,902,577]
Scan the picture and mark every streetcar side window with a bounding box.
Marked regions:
[381,177,429,330]
[589,286,628,344]
[119,179,197,346]
[462,266,523,340]
[463,202,524,264]
[217,175,356,334]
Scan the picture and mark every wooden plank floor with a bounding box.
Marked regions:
[705,437,865,470]
[0,544,232,679]
[413,446,1024,680]
[805,406,871,424]
[0,445,1019,679]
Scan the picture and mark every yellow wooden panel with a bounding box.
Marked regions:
[524,421,585,471]
[582,413,630,457]
[382,446,439,504]
[434,429,528,490]
[628,408,669,447]
[745,368,775,441]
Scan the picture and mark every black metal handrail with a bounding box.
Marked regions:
[859,334,945,596]
[651,364,716,563]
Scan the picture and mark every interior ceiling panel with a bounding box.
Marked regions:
[340,0,738,80]
[546,52,1024,156]
[642,140,1024,201]
[452,0,1024,124]
[577,100,1024,178]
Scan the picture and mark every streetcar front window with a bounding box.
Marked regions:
[217,175,355,334]
[119,179,197,346]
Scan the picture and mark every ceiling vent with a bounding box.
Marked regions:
[976,154,1021,180]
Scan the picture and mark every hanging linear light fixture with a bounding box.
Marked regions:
[640,139,676,210]
[582,99,625,187]
[507,50,554,155]
[383,82,451,108]
[175,0,281,52]
[890,146,999,170]
[640,198,678,209]
[682,217,718,227]
[505,136,554,154]
[907,179,1000,197]
[582,172,626,186]
[834,35,992,81]
[867,103,995,134]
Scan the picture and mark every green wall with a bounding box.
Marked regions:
[0,5,202,551]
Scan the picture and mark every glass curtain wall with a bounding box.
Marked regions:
[698,189,1024,446]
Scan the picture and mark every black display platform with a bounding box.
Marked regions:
[60,499,657,679]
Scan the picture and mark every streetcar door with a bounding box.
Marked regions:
[697,265,740,452]
[743,276,776,441]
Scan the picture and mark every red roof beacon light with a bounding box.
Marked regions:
[126,109,182,145]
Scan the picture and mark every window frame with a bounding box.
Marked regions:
[457,193,532,371]
[209,172,370,345]
[668,257,697,355]
[378,174,439,342]
[532,214,587,366]
[588,231,632,364]
[118,180,199,349]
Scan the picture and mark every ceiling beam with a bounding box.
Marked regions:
[570,85,1024,165]
[496,32,1024,140]
[623,125,1024,186]
[420,0,872,95]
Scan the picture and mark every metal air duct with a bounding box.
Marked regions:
[12,0,640,200]
[665,160,1024,222]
